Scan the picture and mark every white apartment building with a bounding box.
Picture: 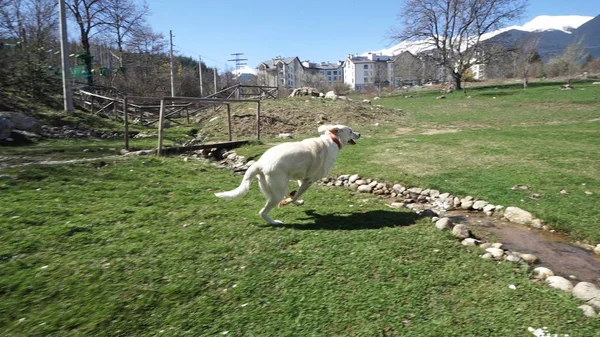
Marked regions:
[343,53,394,91]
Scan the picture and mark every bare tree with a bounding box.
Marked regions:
[515,34,541,88]
[391,0,527,89]
[101,0,149,68]
[66,0,107,84]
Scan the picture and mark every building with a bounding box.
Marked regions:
[257,57,304,88]
[343,53,394,91]
[301,61,344,84]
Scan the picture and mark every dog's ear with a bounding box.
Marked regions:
[329,127,340,135]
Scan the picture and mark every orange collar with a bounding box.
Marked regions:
[329,132,342,149]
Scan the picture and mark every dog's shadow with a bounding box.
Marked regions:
[268,209,418,230]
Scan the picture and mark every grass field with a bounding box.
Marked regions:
[1,79,600,336]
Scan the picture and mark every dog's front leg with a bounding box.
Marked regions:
[289,179,313,205]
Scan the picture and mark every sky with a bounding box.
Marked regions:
[144,0,599,72]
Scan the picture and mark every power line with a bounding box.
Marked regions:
[172,43,229,68]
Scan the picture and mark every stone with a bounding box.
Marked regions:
[472,200,489,210]
[348,174,360,183]
[461,238,479,246]
[545,276,573,292]
[505,254,522,263]
[520,253,538,264]
[439,192,450,200]
[479,243,492,249]
[435,217,453,230]
[390,202,405,208]
[392,184,405,194]
[577,305,597,317]
[451,224,469,239]
[504,207,534,225]
[485,248,504,258]
[278,133,293,139]
[420,189,431,196]
[325,91,338,100]
[530,219,543,229]
[407,187,423,195]
[460,199,474,210]
[429,190,440,198]
[357,185,373,193]
[453,197,461,207]
[572,282,600,310]
[594,244,600,256]
[354,179,367,185]
[0,112,42,134]
[481,253,493,259]
[337,174,350,181]
[0,117,14,140]
[482,204,496,213]
[491,243,503,249]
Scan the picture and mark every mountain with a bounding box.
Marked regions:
[366,15,599,59]
[231,65,257,76]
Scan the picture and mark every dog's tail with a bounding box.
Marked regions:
[214,162,261,200]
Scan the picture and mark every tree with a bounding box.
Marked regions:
[514,34,540,88]
[66,0,107,85]
[101,0,149,68]
[392,0,527,89]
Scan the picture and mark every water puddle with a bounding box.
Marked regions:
[445,210,600,285]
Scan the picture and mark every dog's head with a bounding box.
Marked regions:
[318,124,361,146]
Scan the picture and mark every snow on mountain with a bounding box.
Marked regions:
[366,15,594,56]
[520,15,593,33]
[231,65,257,76]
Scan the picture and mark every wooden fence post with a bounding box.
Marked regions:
[157,99,166,156]
[256,101,261,141]
[123,96,129,150]
[226,103,232,141]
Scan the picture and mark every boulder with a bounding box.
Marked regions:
[533,267,554,281]
[325,91,338,100]
[472,200,488,210]
[485,248,504,258]
[572,282,600,310]
[357,185,373,193]
[452,224,469,239]
[435,217,453,231]
[504,206,534,225]
[0,112,42,134]
[0,117,14,140]
[545,276,573,292]
[577,305,597,317]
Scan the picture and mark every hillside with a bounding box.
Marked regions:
[197,96,407,139]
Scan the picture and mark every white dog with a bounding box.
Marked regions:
[215,125,360,224]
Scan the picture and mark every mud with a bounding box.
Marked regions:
[446,210,600,285]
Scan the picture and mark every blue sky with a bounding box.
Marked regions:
[144,0,599,72]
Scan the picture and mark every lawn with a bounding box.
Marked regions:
[1,156,599,336]
[1,79,599,336]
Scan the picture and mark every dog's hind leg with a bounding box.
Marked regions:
[258,173,287,224]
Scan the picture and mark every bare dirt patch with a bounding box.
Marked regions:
[421,128,460,135]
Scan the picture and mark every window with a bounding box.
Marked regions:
[327,71,331,75]
[333,71,337,75]
[364,77,368,83]
[363,65,368,69]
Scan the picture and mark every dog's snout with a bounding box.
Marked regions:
[355,132,361,138]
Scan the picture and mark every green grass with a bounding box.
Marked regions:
[1,79,600,336]
[1,157,599,336]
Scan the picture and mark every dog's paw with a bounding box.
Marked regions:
[278,198,293,208]
[293,200,305,206]
[270,219,284,225]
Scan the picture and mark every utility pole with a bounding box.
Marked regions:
[213,68,217,95]
[227,52,248,75]
[198,55,203,97]
[169,30,175,97]
[58,0,73,115]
